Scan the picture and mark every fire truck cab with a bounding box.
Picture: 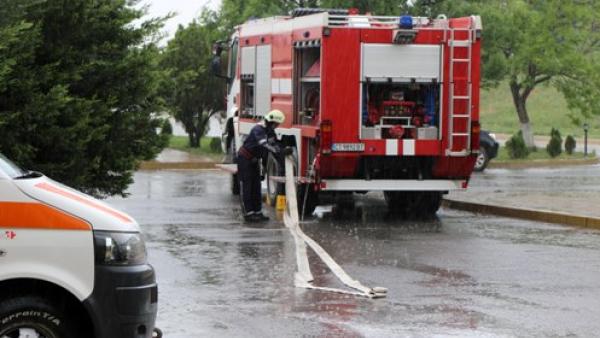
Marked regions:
[0,154,159,338]
[219,8,482,216]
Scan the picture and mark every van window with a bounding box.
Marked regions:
[0,154,27,178]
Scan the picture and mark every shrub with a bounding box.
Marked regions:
[546,128,562,158]
[161,119,173,135]
[505,130,530,159]
[564,135,576,155]
[209,137,222,153]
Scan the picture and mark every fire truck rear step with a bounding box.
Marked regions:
[321,179,466,191]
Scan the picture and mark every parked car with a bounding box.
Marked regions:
[475,130,499,171]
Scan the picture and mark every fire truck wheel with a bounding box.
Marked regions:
[298,183,318,216]
[266,153,285,206]
[228,140,240,195]
[0,296,81,338]
[231,173,240,195]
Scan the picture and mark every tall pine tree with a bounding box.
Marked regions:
[0,0,168,196]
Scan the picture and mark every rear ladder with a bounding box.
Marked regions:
[446,27,473,156]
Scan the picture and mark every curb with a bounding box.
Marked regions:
[139,161,216,170]
[489,157,598,170]
[442,198,600,230]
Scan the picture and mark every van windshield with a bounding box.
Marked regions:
[0,154,28,179]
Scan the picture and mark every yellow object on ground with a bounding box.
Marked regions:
[276,195,286,211]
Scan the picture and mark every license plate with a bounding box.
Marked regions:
[332,143,365,152]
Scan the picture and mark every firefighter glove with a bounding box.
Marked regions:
[282,146,294,156]
[264,143,281,154]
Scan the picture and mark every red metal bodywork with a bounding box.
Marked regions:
[233,13,481,188]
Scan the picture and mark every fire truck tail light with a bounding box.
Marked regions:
[471,121,481,150]
[471,121,481,134]
[320,120,333,155]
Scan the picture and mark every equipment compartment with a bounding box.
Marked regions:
[360,82,440,140]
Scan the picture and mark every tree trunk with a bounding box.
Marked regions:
[187,128,200,148]
[510,81,536,148]
[190,132,200,148]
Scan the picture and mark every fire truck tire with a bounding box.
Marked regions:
[231,173,240,195]
[266,152,285,206]
[384,191,442,217]
[228,140,240,195]
[298,183,318,216]
[0,296,82,338]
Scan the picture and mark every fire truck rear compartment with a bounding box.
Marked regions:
[359,43,443,141]
[360,82,440,140]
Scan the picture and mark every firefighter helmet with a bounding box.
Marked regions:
[264,110,285,124]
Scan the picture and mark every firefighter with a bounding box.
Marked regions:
[237,109,291,222]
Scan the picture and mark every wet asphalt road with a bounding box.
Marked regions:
[109,170,600,337]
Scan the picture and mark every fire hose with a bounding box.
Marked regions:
[282,155,387,298]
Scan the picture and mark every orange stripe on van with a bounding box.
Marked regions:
[34,182,133,223]
[0,202,91,230]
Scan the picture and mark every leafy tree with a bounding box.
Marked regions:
[472,1,600,148]
[0,0,168,196]
[160,10,225,148]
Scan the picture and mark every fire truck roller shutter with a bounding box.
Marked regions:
[361,44,441,83]
[241,46,255,75]
[255,45,272,117]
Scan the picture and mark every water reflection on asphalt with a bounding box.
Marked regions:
[108,170,600,337]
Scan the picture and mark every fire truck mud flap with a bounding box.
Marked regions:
[282,155,387,298]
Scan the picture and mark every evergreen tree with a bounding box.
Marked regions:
[0,0,168,196]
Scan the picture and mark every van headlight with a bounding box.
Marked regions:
[94,231,147,265]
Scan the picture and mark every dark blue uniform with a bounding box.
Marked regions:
[237,123,277,218]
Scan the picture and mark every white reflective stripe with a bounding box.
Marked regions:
[271,79,280,94]
[279,79,292,95]
[403,139,415,155]
[283,157,387,299]
[258,139,267,145]
[271,79,292,95]
[321,179,465,191]
[385,139,398,155]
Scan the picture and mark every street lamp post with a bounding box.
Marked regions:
[583,123,589,158]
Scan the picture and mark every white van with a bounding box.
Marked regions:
[0,154,160,338]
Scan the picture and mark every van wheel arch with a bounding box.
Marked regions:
[0,278,94,337]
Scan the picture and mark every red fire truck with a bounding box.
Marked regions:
[216,8,482,217]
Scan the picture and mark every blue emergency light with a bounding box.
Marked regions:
[399,15,413,29]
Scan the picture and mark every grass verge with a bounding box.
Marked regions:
[168,135,223,161]
[481,82,600,139]
[494,146,596,163]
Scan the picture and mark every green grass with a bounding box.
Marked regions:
[480,82,600,139]
[168,135,223,161]
[494,145,596,163]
